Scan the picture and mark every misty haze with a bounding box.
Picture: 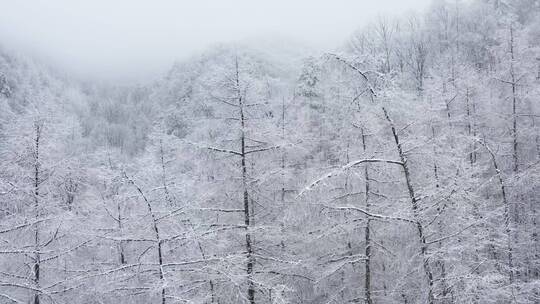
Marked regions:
[0,0,539,303]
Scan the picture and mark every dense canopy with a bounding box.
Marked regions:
[0,1,539,303]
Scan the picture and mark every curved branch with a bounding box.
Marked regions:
[298,158,403,196]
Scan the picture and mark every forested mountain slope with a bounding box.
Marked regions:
[1,0,539,303]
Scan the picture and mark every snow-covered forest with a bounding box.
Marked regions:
[1,0,539,303]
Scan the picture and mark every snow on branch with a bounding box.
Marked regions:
[0,217,52,234]
[426,223,476,245]
[259,271,314,282]
[324,253,368,264]
[320,204,417,225]
[161,257,222,267]
[0,292,24,304]
[194,208,245,213]
[40,240,92,263]
[298,158,403,196]
[245,145,280,154]
[325,53,376,98]
[186,141,242,156]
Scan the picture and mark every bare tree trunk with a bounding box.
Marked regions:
[105,150,126,265]
[116,202,126,264]
[465,88,477,165]
[383,108,435,304]
[277,98,288,303]
[32,121,43,304]
[158,141,216,303]
[477,140,515,301]
[431,125,440,188]
[510,25,519,173]
[125,174,166,304]
[327,53,434,303]
[536,57,540,80]
[235,57,256,304]
[430,119,452,302]
[203,56,278,303]
[361,128,373,304]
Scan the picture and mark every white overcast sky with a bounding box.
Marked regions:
[0,0,431,83]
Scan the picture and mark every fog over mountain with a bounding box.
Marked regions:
[0,0,430,83]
